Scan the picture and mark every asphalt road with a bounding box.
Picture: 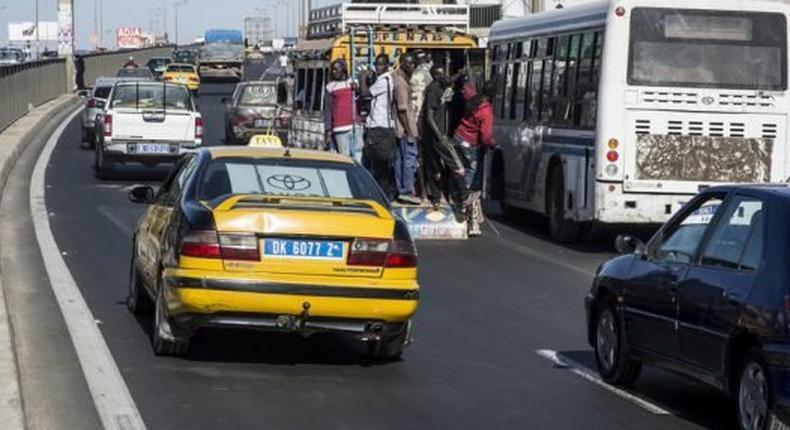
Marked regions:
[39,68,740,429]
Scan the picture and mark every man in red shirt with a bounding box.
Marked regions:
[452,81,495,236]
[324,59,364,163]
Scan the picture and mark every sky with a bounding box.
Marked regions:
[0,0,510,50]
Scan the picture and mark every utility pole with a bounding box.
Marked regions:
[34,0,39,57]
[174,0,187,46]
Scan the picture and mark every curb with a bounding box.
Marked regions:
[0,94,83,430]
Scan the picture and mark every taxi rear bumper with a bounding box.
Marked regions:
[162,276,419,331]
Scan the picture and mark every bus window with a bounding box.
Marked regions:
[566,34,582,105]
[578,32,596,84]
[295,69,306,110]
[312,68,325,111]
[510,61,522,120]
[527,59,543,122]
[551,36,571,123]
[540,38,556,122]
[504,62,515,119]
[305,69,315,112]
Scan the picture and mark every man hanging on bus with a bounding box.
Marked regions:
[324,59,364,163]
[392,53,421,205]
[359,53,397,201]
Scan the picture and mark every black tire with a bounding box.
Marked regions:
[367,321,411,361]
[547,166,579,243]
[127,249,153,315]
[152,281,189,357]
[593,299,642,386]
[736,348,776,430]
[94,144,110,180]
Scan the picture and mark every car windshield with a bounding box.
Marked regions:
[111,84,191,110]
[629,8,787,90]
[239,85,277,106]
[198,158,386,205]
[167,65,195,73]
[117,68,153,79]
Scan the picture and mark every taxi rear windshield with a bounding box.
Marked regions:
[629,8,787,90]
[198,158,386,205]
[239,85,277,106]
[167,65,195,73]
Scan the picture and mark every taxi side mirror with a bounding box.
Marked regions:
[614,235,646,255]
[129,186,156,204]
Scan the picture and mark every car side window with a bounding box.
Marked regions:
[651,195,724,264]
[157,156,196,206]
[701,196,764,271]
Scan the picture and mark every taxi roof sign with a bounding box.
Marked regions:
[248,134,283,148]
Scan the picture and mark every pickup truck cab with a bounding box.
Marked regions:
[95,82,203,179]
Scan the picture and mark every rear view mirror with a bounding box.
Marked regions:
[614,235,646,255]
[129,186,156,204]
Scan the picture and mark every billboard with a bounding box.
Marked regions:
[58,2,73,55]
[7,22,59,42]
[116,27,146,49]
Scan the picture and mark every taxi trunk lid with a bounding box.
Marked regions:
[210,195,396,278]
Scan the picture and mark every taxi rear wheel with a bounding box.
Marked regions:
[127,252,152,315]
[152,282,190,357]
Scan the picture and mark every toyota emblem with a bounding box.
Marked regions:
[266,174,311,191]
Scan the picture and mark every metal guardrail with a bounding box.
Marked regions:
[0,45,177,133]
[0,59,67,133]
[80,45,176,87]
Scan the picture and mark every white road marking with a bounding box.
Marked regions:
[536,349,671,416]
[30,108,147,430]
[98,205,134,237]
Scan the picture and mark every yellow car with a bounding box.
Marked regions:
[127,147,419,358]
[162,63,200,92]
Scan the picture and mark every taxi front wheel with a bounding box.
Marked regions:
[152,284,190,357]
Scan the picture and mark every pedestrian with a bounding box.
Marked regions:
[420,64,465,211]
[324,59,364,163]
[359,53,397,200]
[452,81,495,236]
[410,50,432,122]
[392,53,421,205]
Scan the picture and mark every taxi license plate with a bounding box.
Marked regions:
[137,144,171,154]
[263,239,344,260]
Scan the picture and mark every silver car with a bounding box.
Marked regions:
[82,77,150,147]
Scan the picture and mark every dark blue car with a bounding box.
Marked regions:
[585,185,790,430]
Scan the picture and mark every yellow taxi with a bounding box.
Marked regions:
[127,147,419,358]
[162,63,200,92]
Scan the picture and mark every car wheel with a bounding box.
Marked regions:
[594,300,641,386]
[367,320,411,361]
[737,349,775,430]
[127,249,153,315]
[547,166,579,243]
[94,144,110,180]
[152,280,189,357]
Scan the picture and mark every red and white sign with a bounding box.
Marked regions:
[116,27,145,49]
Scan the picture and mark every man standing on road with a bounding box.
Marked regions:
[392,53,420,205]
[453,81,496,236]
[420,65,465,211]
[359,54,397,201]
[324,59,364,163]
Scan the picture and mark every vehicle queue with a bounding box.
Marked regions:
[71,1,790,428]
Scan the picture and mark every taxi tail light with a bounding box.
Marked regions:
[386,240,417,268]
[103,114,112,137]
[347,239,389,266]
[180,230,221,259]
[188,76,199,82]
[163,76,173,81]
[195,117,204,139]
[219,234,259,261]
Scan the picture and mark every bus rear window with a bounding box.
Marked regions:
[628,8,787,90]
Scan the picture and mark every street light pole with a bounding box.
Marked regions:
[174,0,187,46]
[34,0,39,57]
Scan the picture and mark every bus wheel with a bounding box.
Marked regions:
[547,167,579,243]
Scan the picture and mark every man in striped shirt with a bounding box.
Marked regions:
[324,59,364,163]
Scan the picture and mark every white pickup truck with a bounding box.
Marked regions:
[94,82,203,178]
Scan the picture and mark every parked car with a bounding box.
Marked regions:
[586,185,790,430]
[146,56,172,79]
[223,80,290,144]
[116,67,155,80]
[94,82,203,178]
[81,77,152,147]
[126,147,417,357]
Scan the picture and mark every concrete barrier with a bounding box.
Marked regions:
[0,60,68,133]
[0,45,177,133]
[80,45,176,87]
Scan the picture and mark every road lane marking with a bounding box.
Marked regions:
[493,233,596,278]
[31,108,147,430]
[536,349,670,416]
[98,205,134,237]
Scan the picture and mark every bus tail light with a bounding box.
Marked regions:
[615,6,626,17]
[606,150,619,163]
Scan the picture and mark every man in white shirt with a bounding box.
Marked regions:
[360,53,397,200]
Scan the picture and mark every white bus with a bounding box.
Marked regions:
[488,0,789,242]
